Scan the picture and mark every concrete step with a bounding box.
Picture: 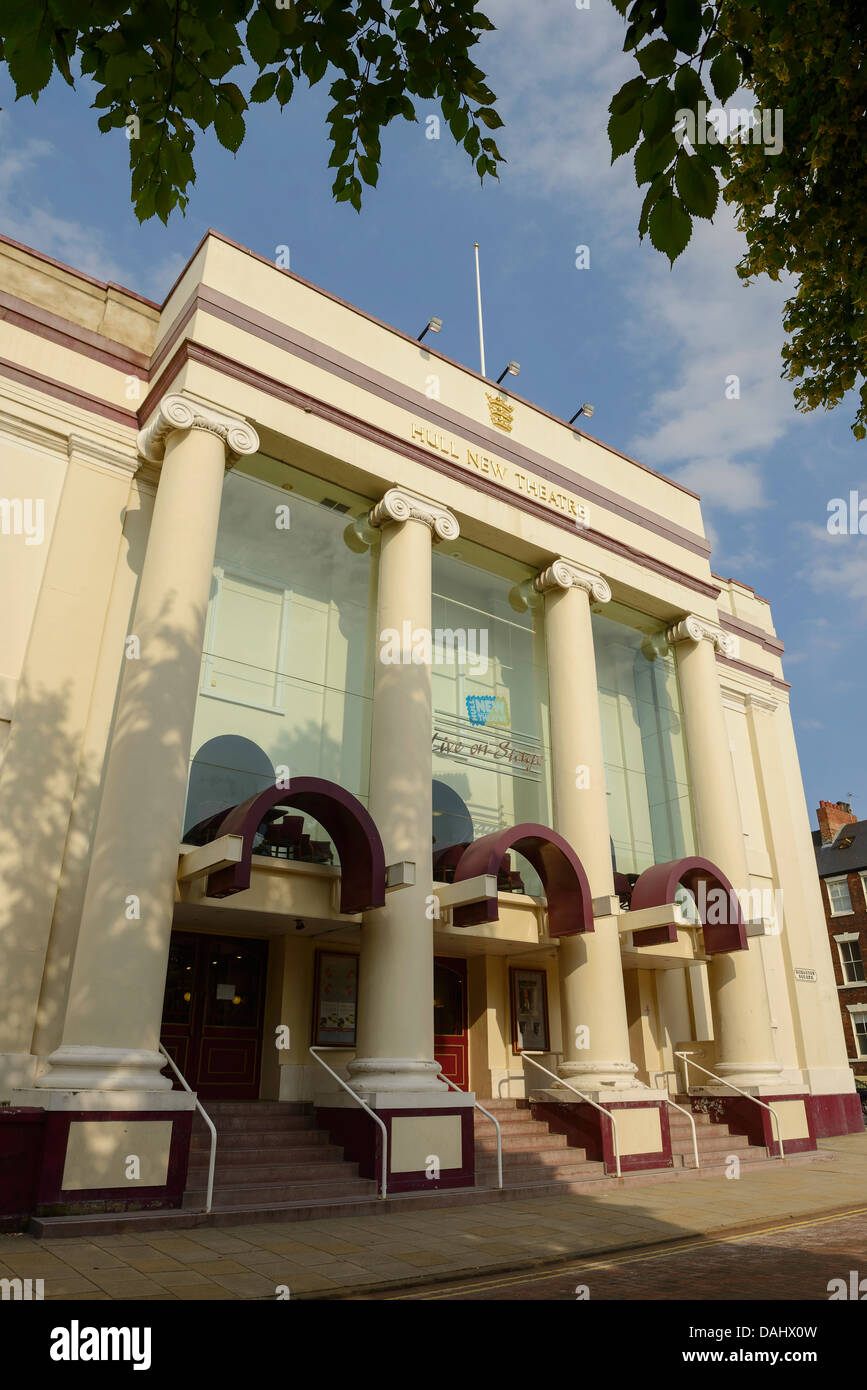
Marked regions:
[189,1144,344,1169]
[472,1117,551,1135]
[670,1130,754,1154]
[192,1160,361,1187]
[191,1127,326,1151]
[476,1130,569,1153]
[183,1176,378,1207]
[200,1100,310,1116]
[475,1144,590,1169]
[200,1114,319,1133]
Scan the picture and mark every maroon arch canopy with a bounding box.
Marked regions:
[450,823,594,937]
[203,777,386,915]
[629,856,748,954]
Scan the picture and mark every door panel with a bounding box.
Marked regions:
[434,956,468,1090]
[160,931,268,1099]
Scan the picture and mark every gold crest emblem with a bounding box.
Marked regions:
[486,393,514,433]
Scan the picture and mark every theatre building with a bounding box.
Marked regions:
[0,230,861,1232]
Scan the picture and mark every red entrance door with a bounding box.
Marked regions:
[160,931,268,1099]
[434,956,468,1090]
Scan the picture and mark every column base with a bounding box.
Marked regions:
[35,1046,173,1092]
[345,1057,448,1095]
[711,1060,783,1087]
[557,1058,638,1091]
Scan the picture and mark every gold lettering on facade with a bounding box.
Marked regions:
[409,421,589,527]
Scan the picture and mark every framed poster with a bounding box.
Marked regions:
[510,966,550,1053]
[312,950,359,1047]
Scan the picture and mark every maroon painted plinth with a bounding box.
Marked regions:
[316,1105,474,1193]
[33,1110,193,1217]
[805,1092,865,1138]
[0,1108,47,1229]
[530,1099,672,1175]
[687,1093,819,1154]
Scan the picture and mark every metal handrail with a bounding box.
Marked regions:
[521,1052,622,1179]
[158,1042,217,1214]
[309,1047,388,1198]
[632,1075,700,1170]
[439,1071,503,1190]
[675,1051,785,1160]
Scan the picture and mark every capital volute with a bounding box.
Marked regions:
[534,558,611,604]
[666,615,737,657]
[137,394,260,467]
[368,487,460,542]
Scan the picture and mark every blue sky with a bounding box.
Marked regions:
[1,1,862,827]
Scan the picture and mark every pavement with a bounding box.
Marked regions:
[3,1132,866,1301]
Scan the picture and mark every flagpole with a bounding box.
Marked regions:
[473,241,486,378]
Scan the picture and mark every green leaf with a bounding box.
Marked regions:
[661,0,704,55]
[395,8,420,36]
[636,39,677,79]
[638,172,671,237]
[610,74,649,117]
[449,106,469,141]
[477,107,503,130]
[709,48,741,104]
[648,192,692,264]
[608,102,643,161]
[301,45,328,85]
[214,102,245,152]
[641,82,678,146]
[673,64,706,111]
[358,154,379,186]
[246,8,282,68]
[250,71,279,102]
[635,131,677,184]
[674,150,719,218]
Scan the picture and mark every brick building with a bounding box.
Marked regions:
[813,801,867,1083]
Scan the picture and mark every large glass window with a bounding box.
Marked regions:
[430,543,552,895]
[184,456,377,850]
[593,603,695,878]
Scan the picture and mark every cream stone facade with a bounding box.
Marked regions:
[0,229,860,1224]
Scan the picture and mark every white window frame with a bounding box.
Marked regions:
[860,872,867,911]
[201,564,291,715]
[834,932,866,986]
[826,874,854,917]
[846,1004,867,1059]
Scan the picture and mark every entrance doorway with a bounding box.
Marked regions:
[434,956,468,1090]
[160,931,268,1099]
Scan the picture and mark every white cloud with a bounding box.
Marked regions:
[0,117,179,299]
[793,521,867,606]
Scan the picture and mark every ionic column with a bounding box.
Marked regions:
[347,488,458,1096]
[535,559,636,1091]
[666,616,780,1087]
[37,396,259,1091]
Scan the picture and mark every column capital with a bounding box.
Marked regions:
[666,614,737,657]
[137,394,260,466]
[368,486,460,541]
[534,558,611,604]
